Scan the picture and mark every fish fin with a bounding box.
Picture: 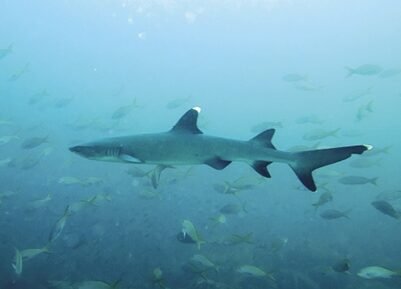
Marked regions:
[251,161,272,178]
[204,157,231,170]
[370,177,378,185]
[170,107,203,134]
[345,66,354,78]
[150,165,172,189]
[249,129,276,149]
[291,145,371,192]
[119,154,142,163]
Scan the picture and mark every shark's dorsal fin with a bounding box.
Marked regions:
[249,129,276,149]
[170,107,203,134]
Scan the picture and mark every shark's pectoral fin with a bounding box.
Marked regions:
[204,157,231,170]
[149,165,173,189]
[251,161,272,178]
[119,154,143,163]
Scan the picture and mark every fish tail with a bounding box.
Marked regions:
[345,66,354,78]
[290,145,371,191]
[370,177,378,185]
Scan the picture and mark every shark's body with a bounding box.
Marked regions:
[70,107,371,191]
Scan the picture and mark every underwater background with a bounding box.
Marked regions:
[1,0,401,288]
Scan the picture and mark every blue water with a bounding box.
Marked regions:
[1,1,401,288]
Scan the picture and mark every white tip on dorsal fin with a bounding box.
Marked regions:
[364,144,373,150]
[192,106,201,113]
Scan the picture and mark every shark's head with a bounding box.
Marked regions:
[69,140,142,163]
[69,141,123,162]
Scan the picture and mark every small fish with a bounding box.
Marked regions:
[18,154,43,170]
[67,197,97,215]
[48,207,70,243]
[342,87,371,102]
[338,176,377,186]
[251,121,283,133]
[152,267,165,288]
[20,246,50,261]
[356,101,373,121]
[0,43,13,60]
[190,254,218,271]
[219,202,246,215]
[28,89,49,105]
[182,220,205,249]
[9,63,30,81]
[21,135,49,149]
[282,73,307,82]
[227,233,253,245]
[295,115,324,125]
[303,128,340,141]
[270,237,288,253]
[295,82,323,92]
[357,266,401,279]
[312,191,333,209]
[80,176,103,186]
[320,209,350,220]
[0,157,12,167]
[375,190,401,202]
[30,193,52,209]
[331,258,350,273]
[0,135,19,145]
[210,214,227,225]
[54,96,74,108]
[12,248,23,276]
[345,64,382,77]
[379,68,401,78]
[237,265,275,280]
[58,176,82,185]
[371,200,401,219]
[111,98,139,120]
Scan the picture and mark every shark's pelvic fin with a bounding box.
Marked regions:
[170,107,203,134]
[249,129,276,149]
[290,145,370,191]
[204,157,232,170]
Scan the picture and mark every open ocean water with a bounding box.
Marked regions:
[1,1,401,288]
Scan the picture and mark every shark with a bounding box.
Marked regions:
[69,107,372,191]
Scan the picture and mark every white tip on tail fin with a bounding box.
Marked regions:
[192,106,201,113]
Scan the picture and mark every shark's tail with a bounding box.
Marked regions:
[249,129,371,191]
[290,145,371,191]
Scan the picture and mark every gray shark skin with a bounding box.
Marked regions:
[69,107,372,191]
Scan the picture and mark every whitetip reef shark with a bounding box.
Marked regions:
[69,107,372,191]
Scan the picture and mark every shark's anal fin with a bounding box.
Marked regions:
[251,161,272,178]
[170,107,203,134]
[204,157,231,170]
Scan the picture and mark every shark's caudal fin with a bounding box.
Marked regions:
[290,145,372,191]
[249,129,371,191]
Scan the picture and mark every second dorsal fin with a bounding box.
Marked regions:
[170,107,203,134]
